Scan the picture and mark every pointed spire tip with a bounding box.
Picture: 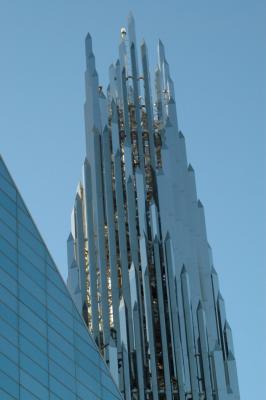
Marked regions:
[211,265,218,275]
[225,320,231,330]
[158,38,164,48]
[164,231,170,242]
[197,199,203,208]
[128,10,135,21]
[197,300,203,311]
[181,264,187,275]
[67,232,74,242]
[85,32,92,40]
[218,291,224,302]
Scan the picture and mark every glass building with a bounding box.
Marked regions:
[0,155,122,400]
[67,14,240,400]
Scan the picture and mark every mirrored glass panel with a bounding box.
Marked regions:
[0,156,122,400]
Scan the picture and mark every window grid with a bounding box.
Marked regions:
[0,163,122,400]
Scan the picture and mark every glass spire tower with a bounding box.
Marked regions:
[67,14,240,400]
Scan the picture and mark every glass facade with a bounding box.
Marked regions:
[0,155,122,400]
[67,15,240,400]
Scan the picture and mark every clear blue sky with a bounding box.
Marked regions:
[0,1,265,398]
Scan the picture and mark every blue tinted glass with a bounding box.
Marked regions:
[20,336,48,370]
[46,252,57,269]
[0,235,17,262]
[17,193,30,214]
[20,319,47,353]
[18,224,45,258]
[0,370,19,398]
[0,268,17,295]
[20,370,49,400]
[75,348,100,380]
[0,283,17,308]
[47,263,67,291]
[19,254,46,289]
[48,327,74,360]
[0,334,18,363]
[0,318,18,346]
[49,359,76,392]
[19,303,46,336]
[18,239,45,271]
[74,332,99,365]
[17,207,41,241]
[0,205,16,230]
[19,270,46,304]
[0,250,17,279]
[0,175,16,200]
[74,317,95,345]
[0,388,15,400]
[76,379,99,400]
[49,393,62,400]
[0,220,17,246]
[76,366,101,393]
[102,374,120,397]
[47,295,73,329]
[49,376,76,400]
[47,279,73,312]
[20,353,48,387]
[0,158,122,400]
[0,159,13,183]
[0,301,18,328]
[102,386,121,400]
[47,311,73,343]
[20,386,40,400]
[0,352,19,381]
[0,189,16,216]
[48,342,75,376]
[20,286,46,320]
[0,260,17,295]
